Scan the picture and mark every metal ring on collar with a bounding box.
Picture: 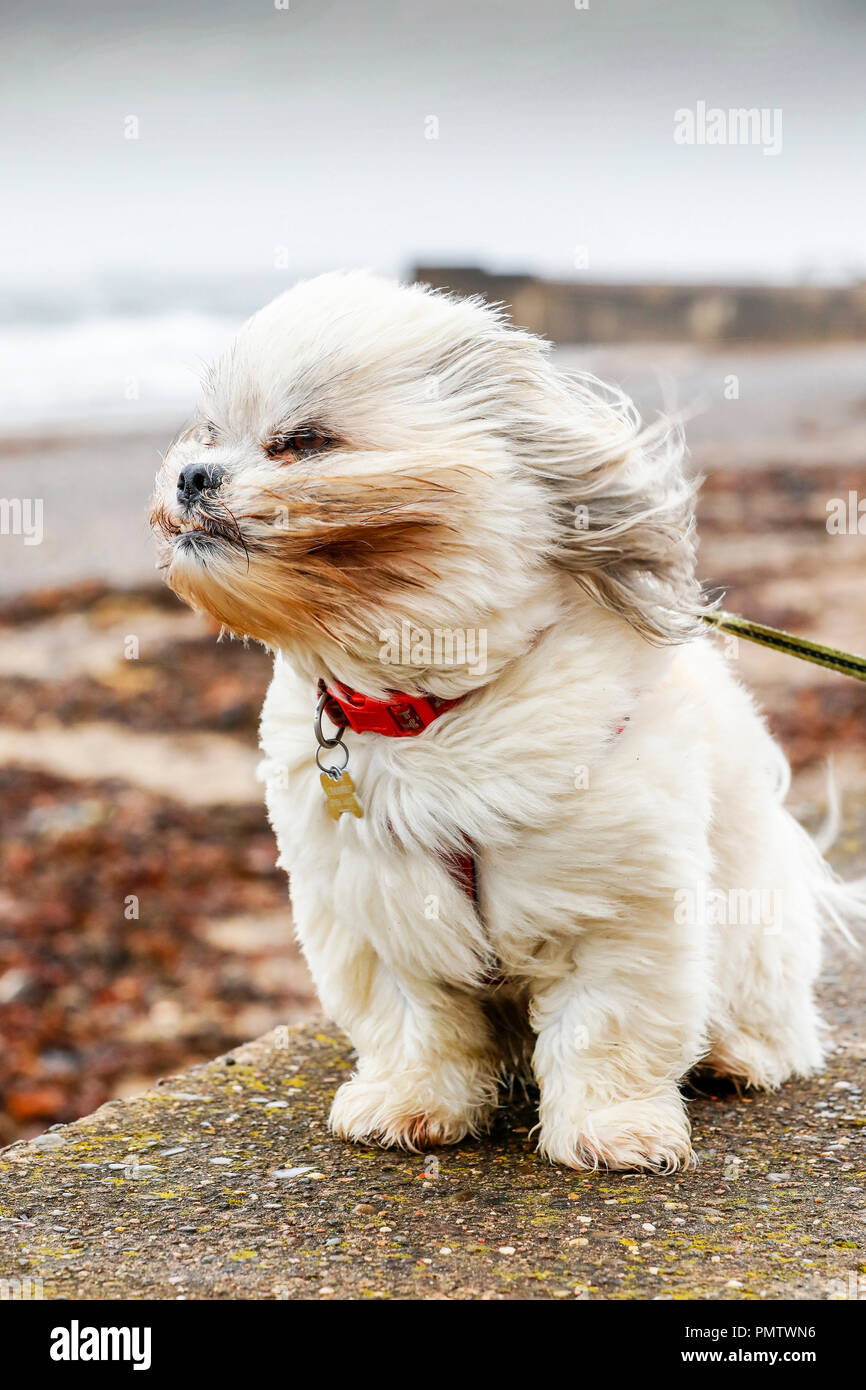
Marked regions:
[316,741,349,774]
[314,688,346,749]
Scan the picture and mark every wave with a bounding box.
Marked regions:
[0,312,241,436]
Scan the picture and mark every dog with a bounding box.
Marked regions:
[151,270,863,1171]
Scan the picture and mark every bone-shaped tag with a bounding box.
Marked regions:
[319,770,363,820]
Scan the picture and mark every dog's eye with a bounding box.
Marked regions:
[192,422,219,446]
[266,428,335,460]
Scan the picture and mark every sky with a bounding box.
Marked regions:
[2,0,865,304]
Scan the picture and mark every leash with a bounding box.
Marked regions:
[701,611,866,683]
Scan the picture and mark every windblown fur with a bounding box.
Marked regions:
[151,270,863,1171]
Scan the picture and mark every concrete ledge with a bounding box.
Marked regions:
[1,989,864,1300]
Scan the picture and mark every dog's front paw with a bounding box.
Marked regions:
[329,1075,485,1152]
[538,1092,692,1173]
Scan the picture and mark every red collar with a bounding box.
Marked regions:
[317,678,465,738]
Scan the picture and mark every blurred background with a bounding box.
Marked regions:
[1,0,865,1141]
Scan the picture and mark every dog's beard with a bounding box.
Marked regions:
[151,466,468,653]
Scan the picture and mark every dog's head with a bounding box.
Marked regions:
[151,271,701,690]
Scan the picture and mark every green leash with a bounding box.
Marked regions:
[701,611,866,684]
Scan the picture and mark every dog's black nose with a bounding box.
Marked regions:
[177,462,224,504]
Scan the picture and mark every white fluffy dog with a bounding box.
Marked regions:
[151,270,862,1171]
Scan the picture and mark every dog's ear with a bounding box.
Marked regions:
[495,336,705,644]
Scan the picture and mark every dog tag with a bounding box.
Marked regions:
[319,768,363,820]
